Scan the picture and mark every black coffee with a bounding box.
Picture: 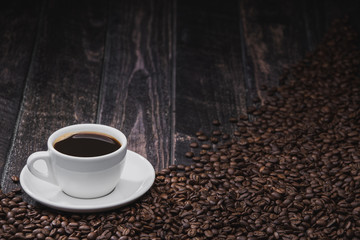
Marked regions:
[54,132,121,157]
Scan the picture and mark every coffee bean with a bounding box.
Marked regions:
[185,151,194,158]
[201,144,211,150]
[210,137,218,143]
[14,232,25,239]
[197,135,208,141]
[353,206,360,215]
[212,130,222,136]
[51,219,61,228]
[204,229,213,238]
[11,175,19,183]
[195,131,203,136]
[36,233,46,240]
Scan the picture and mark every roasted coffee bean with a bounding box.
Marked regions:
[197,135,208,141]
[185,151,194,158]
[195,131,204,136]
[11,175,19,183]
[210,137,218,143]
[201,144,211,150]
[36,233,46,240]
[212,130,222,136]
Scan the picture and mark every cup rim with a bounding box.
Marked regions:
[47,123,127,161]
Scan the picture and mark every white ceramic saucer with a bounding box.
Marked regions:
[20,150,155,213]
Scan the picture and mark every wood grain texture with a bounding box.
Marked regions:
[98,0,174,171]
[1,0,107,193]
[175,0,246,165]
[0,1,41,179]
[239,0,309,105]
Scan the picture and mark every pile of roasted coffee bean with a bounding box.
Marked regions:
[1,19,360,240]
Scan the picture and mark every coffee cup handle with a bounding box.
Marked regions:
[27,151,57,185]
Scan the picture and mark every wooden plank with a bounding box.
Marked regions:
[239,0,309,105]
[1,0,107,194]
[175,0,247,165]
[97,0,174,171]
[0,1,41,180]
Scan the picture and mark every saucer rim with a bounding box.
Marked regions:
[20,150,155,212]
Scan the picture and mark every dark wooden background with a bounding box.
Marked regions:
[0,0,359,202]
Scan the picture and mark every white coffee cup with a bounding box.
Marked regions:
[26,124,127,199]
